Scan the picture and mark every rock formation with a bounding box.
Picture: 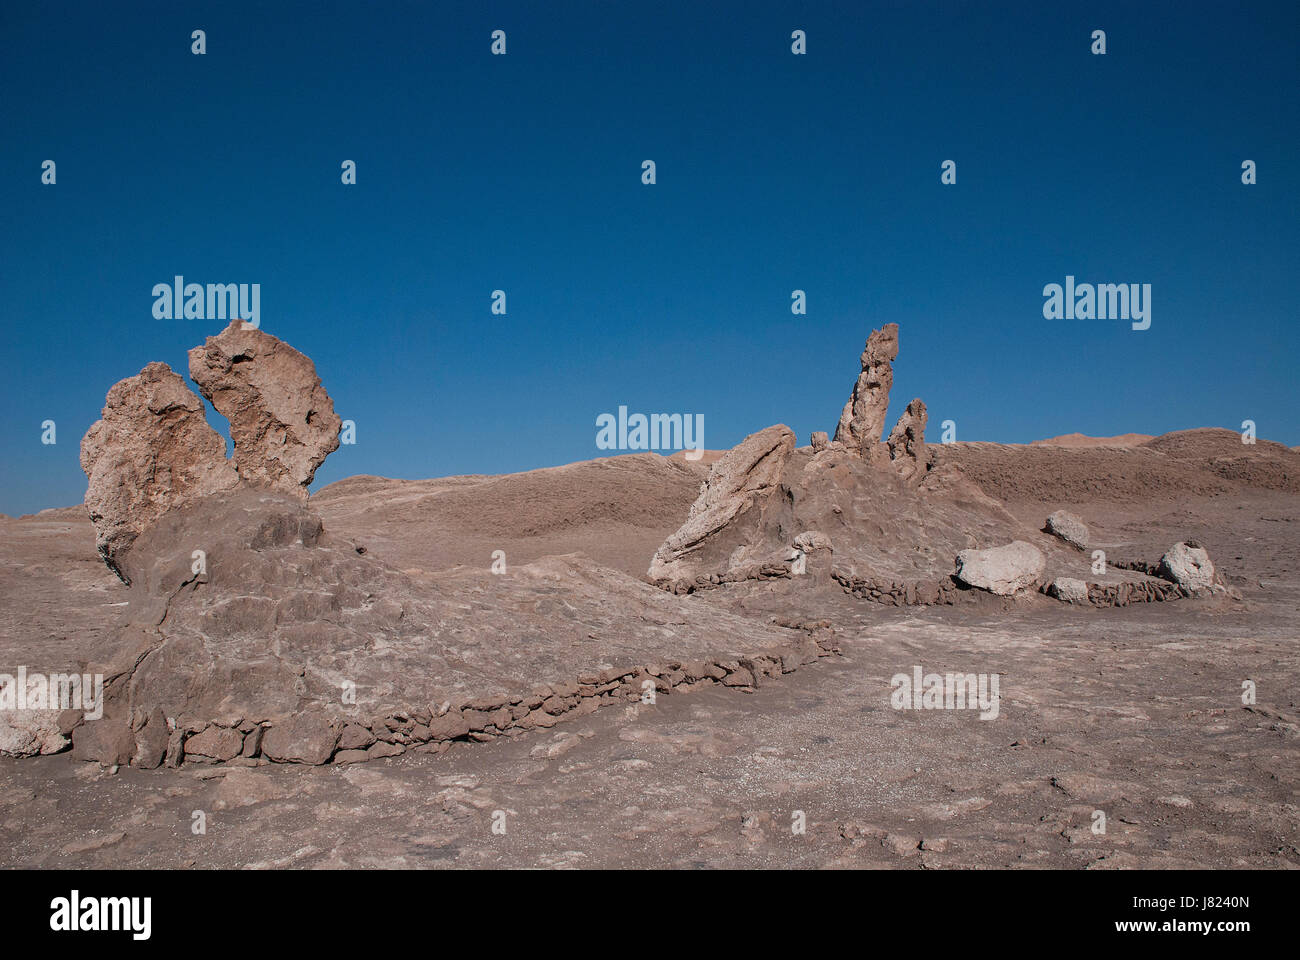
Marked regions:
[647,424,795,583]
[80,361,240,581]
[886,397,928,479]
[1045,510,1089,549]
[648,323,1045,593]
[954,541,1046,595]
[80,324,343,582]
[833,323,899,458]
[188,319,341,496]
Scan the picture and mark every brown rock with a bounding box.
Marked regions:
[71,719,135,766]
[187,320,341,497]
[260,715,340,765]
[182,725,245,762]
[79,362,239,581]
[132,707,169,769]
[426,710,470,741]
[240,725,265,758]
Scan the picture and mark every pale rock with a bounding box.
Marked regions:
[0,710,67,757]
[1049,577,1089,604]
[1159,541,1215,593]
[955,541,1046,595]
[1046,510,1089,549]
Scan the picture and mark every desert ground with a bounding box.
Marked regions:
[2,418,1298,869]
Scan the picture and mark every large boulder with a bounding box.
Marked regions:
[954,541,1046,595]
[833,324,899,457]
[80,362,240,581]
[1045,510,1089,549]
[188,320,342,497]
[648,424,795,582]
[1159,541,1215,592]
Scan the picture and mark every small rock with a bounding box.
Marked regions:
[1049,577,1089,604]
[1045,510,1089,549]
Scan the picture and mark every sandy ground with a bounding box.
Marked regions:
[1,468,1296,868]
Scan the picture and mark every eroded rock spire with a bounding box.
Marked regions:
[832,323,899,457]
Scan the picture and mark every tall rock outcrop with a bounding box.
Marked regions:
[188,320,341,497]
[833,323,899,457]
[80,362,239,581]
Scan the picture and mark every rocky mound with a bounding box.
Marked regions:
[1032,432,1154,447]
[938,428,1300,506]
[312,453,704,577]
[70,485,828,766]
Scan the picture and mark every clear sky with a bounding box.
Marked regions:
[2,0,1296,515]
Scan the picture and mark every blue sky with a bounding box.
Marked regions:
[1,0,1296,515]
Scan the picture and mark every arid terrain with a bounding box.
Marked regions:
[2,417,1298,868]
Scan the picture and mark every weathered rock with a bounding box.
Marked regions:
[70,719,136,766]
[182,725,245,763]
[1046,510,1089,549]
[1048,577,1089,604]
[239,726,265,758]
[887,398,928,478]
[423,707,470,738]
[260,715,341,765]
[833,324,899,457]
[648,424,795,582]
[791,531,833,579]
[793,531,832,554]
[954,541,1046,595]
[132,707,169,768]
[0,709,67,757]
[79,362,240,581]
[188,320,341,497]
[1159,541,1215,592]
[810,431,829,452]
[338,723,376,751]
